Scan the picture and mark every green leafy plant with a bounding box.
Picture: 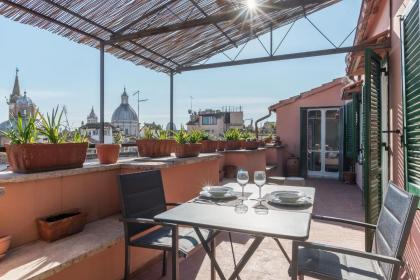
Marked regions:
[199,130,212,141]
[173,129,189,144]
[38,106,66,144]
[240,130,256,141]
[0,113,38,144]
[72,130,88,143]
[141,126,155,140]
[156,129,169,140]
[224,128,241,141]
[188,129,204,143]
[113,131,124,144]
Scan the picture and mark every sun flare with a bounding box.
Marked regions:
[246,0,257,10]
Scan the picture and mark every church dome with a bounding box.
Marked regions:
[16,92,33,107]
[111,88,138,122]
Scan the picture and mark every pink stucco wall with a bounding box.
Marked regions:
[272,79,347,159]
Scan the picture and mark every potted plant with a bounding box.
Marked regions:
[0,235,11,260]
[136,127,172,158]
[96,131,121,164]
[2,107,88,173]
[224,128,241,150]
[240,131,259,150]
[197,130,218,153]
[37,209,87,242]
[343,159,356,184]
[173,129,201,158]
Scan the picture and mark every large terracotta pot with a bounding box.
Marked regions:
[96,144,120,164]
[136,139,173,158]
[5,143,88,173]
[343,171,356,184]
[0,235,11,260]
[225,140,241,151]
[200,140,218,153]
[217,140,226,151]
[243,140,259,150]
[286,156,300,177]
[174,143,201,158]
[37,209,87,242]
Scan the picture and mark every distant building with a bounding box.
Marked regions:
[111,87,138,137]
[80,107,114,144]
[187,106,244,137]
[0,69,37,145]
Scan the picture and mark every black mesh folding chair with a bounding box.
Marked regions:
[118,170,212,280]
[290,182,419,280]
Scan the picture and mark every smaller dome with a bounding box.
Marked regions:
[16,92,33,107]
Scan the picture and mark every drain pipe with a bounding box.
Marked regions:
[255,109,273,139]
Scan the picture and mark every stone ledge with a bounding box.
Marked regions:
[221,148,266,154]
[0,216,122,280]
[0,154,222,184]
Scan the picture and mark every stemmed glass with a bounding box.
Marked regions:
[236,169,249,200]
[254,171,266,201]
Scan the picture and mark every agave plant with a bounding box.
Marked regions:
[0,113,38,144]
[113,130,124,144]
[38,106,66,144]
[224,128,241,141]
[240,130,256,141]
[72,130,88,143]
[141,126,155,140]
[188,129,204,143]
[156,129,169,140]
[173,129,189,144]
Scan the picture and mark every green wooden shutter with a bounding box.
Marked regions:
[363,48,383,252]
[345,101,355,161]
[402,0,420,208]
[300,109,308,177]
[352,93,361,161]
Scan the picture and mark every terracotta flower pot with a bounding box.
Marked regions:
[96,144,120,164]
[225,140,241,151]
[217,140,226,151]
[5,143,88,174]
[0,235,11,260]
[136,139,172,158]
[37,209,87,242]
[243,140,259,150]
[174,143,201,158]
[343,171,356,184]
[200,140,218,153]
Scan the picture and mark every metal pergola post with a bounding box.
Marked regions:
[170,71,174,133]
[100,41,105,143]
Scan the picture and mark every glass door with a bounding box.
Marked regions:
[307,108,340,178]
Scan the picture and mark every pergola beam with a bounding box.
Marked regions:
[108,0,332,43]
[177,42,390,72]
[0,0,174,72]
[39,0,180,68]
[187,0,237,47]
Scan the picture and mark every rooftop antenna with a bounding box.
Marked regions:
[132,90,148,132]
[62,105,71,131]
[188,96,194,114]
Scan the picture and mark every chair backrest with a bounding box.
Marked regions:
[118,170,167,239]
[373,182,419,279]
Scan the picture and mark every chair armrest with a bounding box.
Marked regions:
[166,202,182,207]
[293,241,401,265]
[119,217,177,228]
[312,215,376,229]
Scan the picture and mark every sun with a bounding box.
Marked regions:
[246,0,257,10]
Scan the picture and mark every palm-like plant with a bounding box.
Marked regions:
[173,129,189,144]
[188,129,204,143]
[224,128,241,141]
[0,113,38,144]
[38,106,66,144]
[156,129,169,140]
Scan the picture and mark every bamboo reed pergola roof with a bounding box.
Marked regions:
[0,0,339,74]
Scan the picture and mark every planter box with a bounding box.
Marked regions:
[225,140,241,151]
[96,144,120,164]
[217,140,226,151]
[174,143,201,158]
[243,141,259,150]
[5,143,88,173]
[136,139,173,158]
[200,140,218,153]
[37,210,87,242]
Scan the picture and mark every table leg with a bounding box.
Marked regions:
[211,237,216,280]
[273,238,291,264]
[172,226,179,280]
[227,237,264,280]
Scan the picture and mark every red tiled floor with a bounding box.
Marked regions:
[133,178,365,280]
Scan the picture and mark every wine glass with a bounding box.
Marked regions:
[236,169,249,200]
[254,171,266,201]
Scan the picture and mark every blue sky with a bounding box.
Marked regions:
[0,0,361,129]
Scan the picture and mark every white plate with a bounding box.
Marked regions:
[268,195,311,206]
[199,191,236,199]
[202,186,234,196]
[271,191,305,202]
